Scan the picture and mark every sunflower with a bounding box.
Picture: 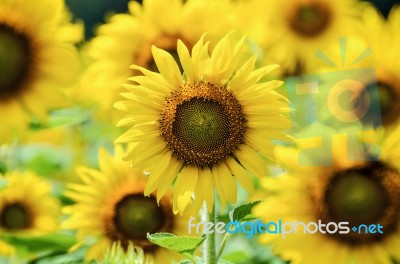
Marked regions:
[115,32,290,214]
[249,0,363,75]
[254,124,400,264]
[79,0,235,123]
[62,147,189,263]
[357,5,400,127]
[0,171,60,254]
[0,0,82,143]
[309,5,400,128]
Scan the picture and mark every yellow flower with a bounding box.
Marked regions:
[63,147,188,263]
[115,32,290,214]
[79,0,235,123]
[359,5,400,127]
[247,0,363,74]
[0,171,60,254]
[254,125,400,264]
[310,5,400,128]
[0,0,82,142]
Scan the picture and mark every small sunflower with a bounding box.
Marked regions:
[0,0,82,142]
[254,125,400,264]
[80,0,235,123]
[251,0,363,74]
[0,171,60,254]
[115,32,290,214]
[63,147,188,263]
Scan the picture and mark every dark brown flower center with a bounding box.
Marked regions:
[0,202,32,231]
[316,162,400,244]
[287,1,332,38]
[0,23,33,101]
[359,80,400,126]
[160,82,247,167]
[105,194,173,251]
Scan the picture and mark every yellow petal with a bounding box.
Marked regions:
[151,45,182,89]
[156,157,183,201]
[213,162,237,209]
[194,167,214,213]
[235,145,267,177]
[173,166,198,214]
[85,238,110,261]
[225,157,255,194]
[177,39,194,82]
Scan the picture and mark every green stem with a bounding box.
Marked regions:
[204,198,217,264]
[217,232,231,259]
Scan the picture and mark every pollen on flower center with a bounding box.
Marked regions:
[174,99,230,152]
[160,82,247,167]
[0,23,33,101]
[0,202,32,230]
[287,1,332,38]
[315,162,400,244]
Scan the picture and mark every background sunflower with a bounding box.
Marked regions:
[0,171,61,255]
[254,125,400,264]
[63,147,189,263]
[0,0,82,143]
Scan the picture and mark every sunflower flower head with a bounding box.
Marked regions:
[63,147,188,263]
[359,5,400,127]
[0,0,82,142]
[115,32,290,214]
[310,5,400,128]
[254,125,400,264]
[248,0,364,74]
[0,171,60,236]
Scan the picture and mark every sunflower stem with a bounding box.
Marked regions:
[217,232,231,259]
[203,198,217,264]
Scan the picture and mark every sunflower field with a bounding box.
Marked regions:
[1,0,400,263]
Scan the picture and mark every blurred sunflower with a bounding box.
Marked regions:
[0,171,60,254]
[254,125,400,264]
[310,5,400,128]
[253,0,363,75]
[115,32,290,214]
[359,5,400,127]
[79,0,234,123]
[63,147,188,263]
[0,0,82,143]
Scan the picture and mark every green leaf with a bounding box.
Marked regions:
[33,247,86,264]
[1,233,76,253]
[231,201,262,222]
[216,213,230,223]
[221,251,250,263]
[218,260,235,264]
[178,260,194,264]
[147,233,206,255]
